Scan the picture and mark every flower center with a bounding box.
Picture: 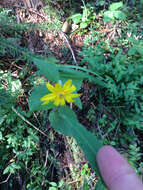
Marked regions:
[58,93,64,98]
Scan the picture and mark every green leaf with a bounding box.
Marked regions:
[11,79,22,95]
[128,47,137,55]
[99,0,104,6]
[109,2,123,11]
[49,182,57,187]
[82,9,89,22]
[59,67,88,90]
[33,58,59,82]
[104,11,114,22]
[49,106,103,175]
[58,180,64,188]
[80,22,88,29]
[114,10,126,20]
[70,13,82,24]
[59,67,88,79]
[49,187,57,190]
[57,64,105,84]
[0,131,2,140]
[74,97,82,109]
[3,166,12,174]
[28,85,54,111]
[3,163,21,174]
[90,76,107,88]
[46,56,59,64]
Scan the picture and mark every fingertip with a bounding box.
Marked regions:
[97,145,114,162]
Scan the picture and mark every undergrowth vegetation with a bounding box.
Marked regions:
[0,0,143,189]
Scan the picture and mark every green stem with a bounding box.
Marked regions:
[56,64,105,80]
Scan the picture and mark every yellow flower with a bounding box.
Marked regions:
[40,79,81,106]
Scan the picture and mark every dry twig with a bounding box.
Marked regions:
[0,174,11,184]
[60,32,78,66]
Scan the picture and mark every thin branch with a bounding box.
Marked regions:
[41,149,49,186]
[113,122,121,140]
[12,106,48,138]
[61,32,78,66]
[68,177,83,185]
[0,173,11,184]
[43,150,49,168]
[33,112,42,128]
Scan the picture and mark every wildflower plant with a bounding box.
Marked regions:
[28,57,106,189]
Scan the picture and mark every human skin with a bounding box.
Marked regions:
[97,145,143,190]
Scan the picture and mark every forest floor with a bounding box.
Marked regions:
[1,1,143,189]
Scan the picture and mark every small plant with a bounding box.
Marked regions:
[0,71,40,189]
[69,1,96,30]
[127,143,143,175]
[48,180,65,190]
[104,1,126,23]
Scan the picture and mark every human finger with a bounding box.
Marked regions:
[97,145,143,190]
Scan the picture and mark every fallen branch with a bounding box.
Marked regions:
[60,32,78,66]
[12,106,48,138]
[0,173,11,184]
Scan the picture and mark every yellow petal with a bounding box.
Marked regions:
[70,93,81,98]
[55,83,62,89]
[40,93,56,101]
[60,97,65,106]
[41,100,50,105]
[65,95,74,103]
[63,79,72,89]
[64,85,76,94]
[46,83,55,92]
[65,93,81,103]
[54,97,60,106]
[40,94,49,101]
[69,85,76,93]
